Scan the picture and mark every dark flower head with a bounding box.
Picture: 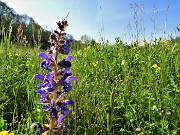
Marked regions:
[54,30,59,36]
[56,20,68,31]
[42,100,61,118]
[58,56,73,68]
[58,60,71,68]
[49,33,57,43]
[50,108,58,118]
[62,20,68,26]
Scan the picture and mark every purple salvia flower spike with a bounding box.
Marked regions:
[62,47,70,54]
[39,52,49,61]
[36,89,47,101]
[34,74,44,81]
[32,17,75,134]
[57,108,71,126]
[65,76,77,83]
[65,56,73,61]
[64,40,73,46]
[63,99,74,106]
[51,100,55,106]
[45,73,53,84]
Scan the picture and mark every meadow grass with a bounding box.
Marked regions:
[0,5,180,133]
[0,34,179,134]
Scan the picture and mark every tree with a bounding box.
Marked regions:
[80,34,95,45]
[0,1,53,48]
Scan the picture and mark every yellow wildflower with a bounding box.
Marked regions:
[44,124,49,127]
[37,109,41,113]
[155,39,159,44]
[0,131,14,135]
[15,53,19,56]
[77,51,80,55]
[163,40,170,46]
[0,131,8,135]
[8,53,12,57]
[93,63,97,67]
[42,131,48,135]
[152,64,161,72]
[156,67,161,71]
[152,64,158,69]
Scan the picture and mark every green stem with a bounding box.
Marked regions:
[107,87,114,135]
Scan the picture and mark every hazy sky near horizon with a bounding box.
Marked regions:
[2,0,180,43]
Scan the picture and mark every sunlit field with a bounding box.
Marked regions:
[0,31,179,134]
[0,1,180,135]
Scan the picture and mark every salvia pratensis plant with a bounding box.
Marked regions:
[30,16,76,135]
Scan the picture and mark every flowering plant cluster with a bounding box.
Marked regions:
[31,17,76,135]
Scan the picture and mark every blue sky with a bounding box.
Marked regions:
[2,0,180,43]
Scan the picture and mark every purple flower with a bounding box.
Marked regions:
[60,46,70,54]
[58,56,73,68]
[59,71,72,84]
[42,100,61,118]
[60,40,73,54]
[32,19,75,134]
[59,76,76,93]
[36,89,47,102]
[63,99,74,107]
[57,108,70,127]
[61,83,72,93]
[65,76,76,83]
[36,122,43,135]
[39,52,52,71]
[49,33,57,43]
[64,40,73,46]
[34,73,54,92]
[57,99,74,128]
[30,122,43,135]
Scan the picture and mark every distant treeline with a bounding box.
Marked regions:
[0,1,97,51]
[0,1,52,49]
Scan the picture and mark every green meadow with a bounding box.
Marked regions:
[0,1,180,134]
[0,30,179,135]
